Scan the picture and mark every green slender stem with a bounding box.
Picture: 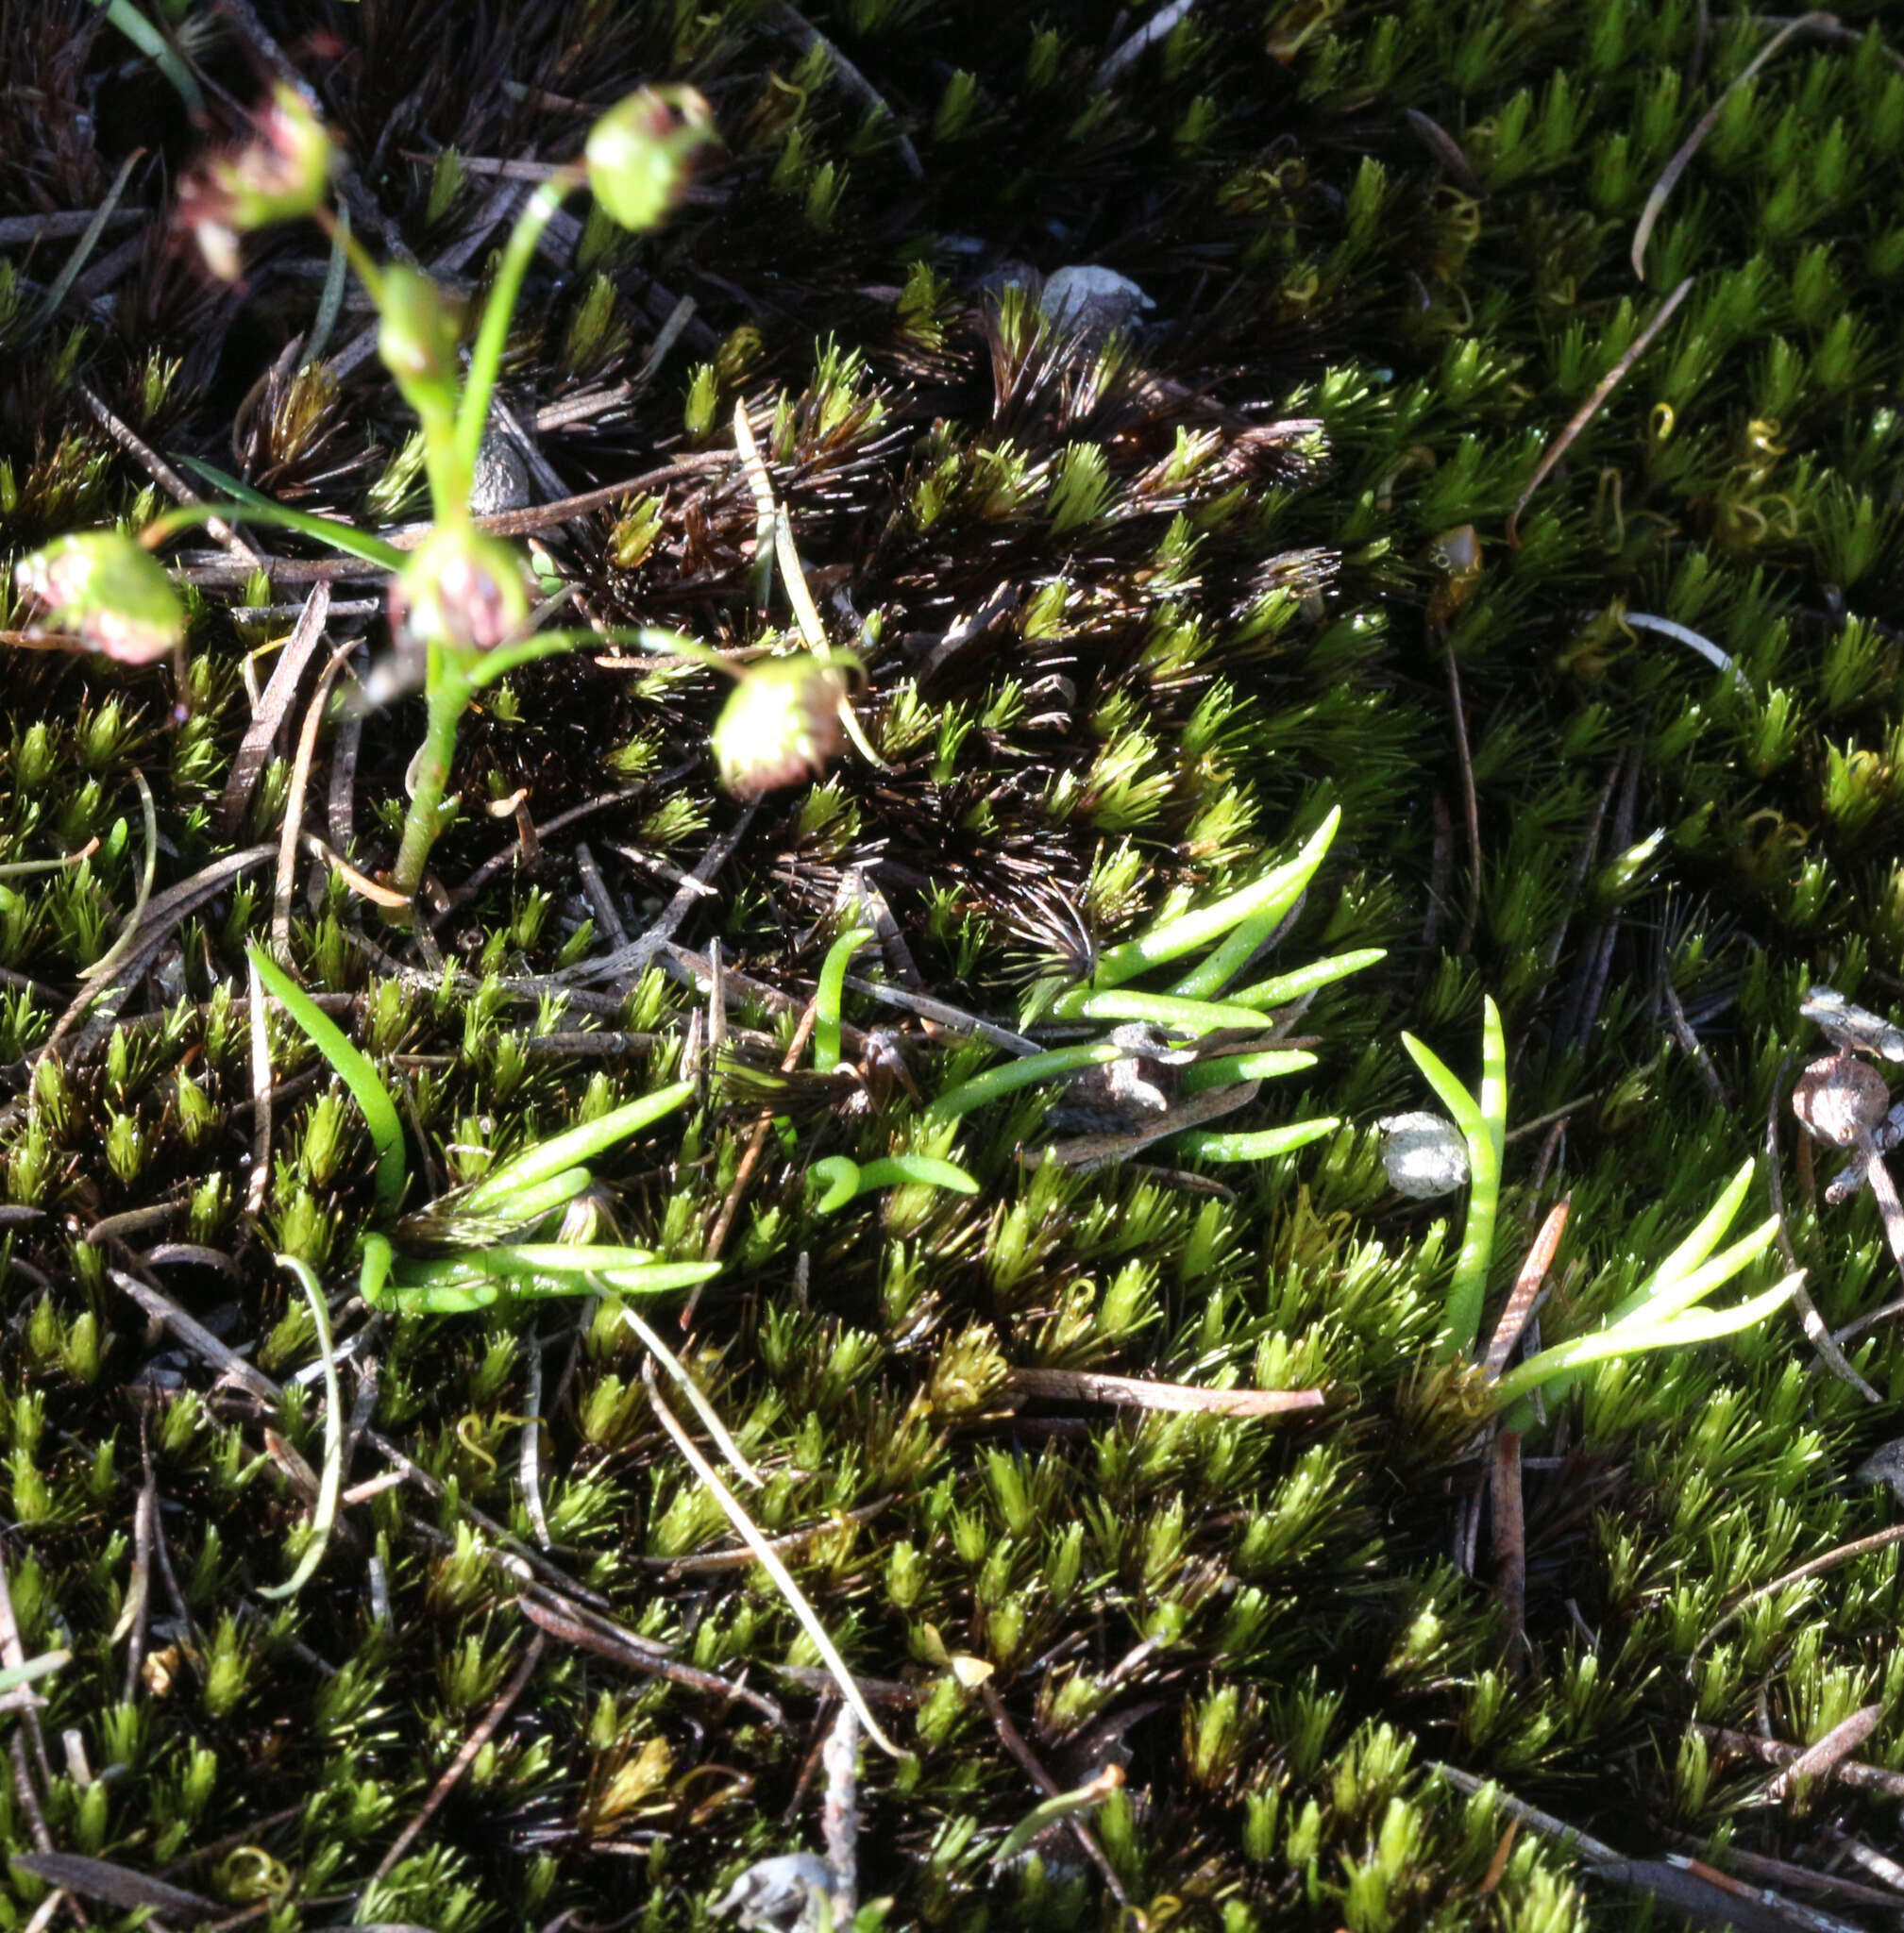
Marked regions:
[455,173,582,488]
[388,656,472,904]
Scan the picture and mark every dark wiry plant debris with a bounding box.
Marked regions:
[9,2,1904,1929]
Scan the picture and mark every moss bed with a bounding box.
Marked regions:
[7,2,1904,1927]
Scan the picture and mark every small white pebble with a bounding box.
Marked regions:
[1378,1111,1469,1198]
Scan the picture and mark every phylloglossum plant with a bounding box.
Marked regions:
[9,80,853,910]
[1400,1000,1802,1407]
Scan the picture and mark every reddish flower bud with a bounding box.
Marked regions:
[13,531,185,664]
[389,529,530,655]
[178,84,333,280]
[711,654,851,798]
[585,86,715,232]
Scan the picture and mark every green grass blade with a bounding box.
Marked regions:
[0,1649,71,1697]
[160,461,407,567]
[92,0,202,111]
[247,943,405,1213]
[463,1081,696,1214]
[1226,948,1387,1013]
[1072,989,1280,1034]
[816,927,874,1073]
[31,144,144,333]
[1607,1217,1781,1334]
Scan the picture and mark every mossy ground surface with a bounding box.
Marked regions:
[5,2,1904,1927]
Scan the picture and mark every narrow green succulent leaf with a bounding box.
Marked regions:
[1607,1216,1781,1334]
[1181,1049,1317,1093]
[1170,1116,1339,1162]
[816,927,874,1073]
[1226,948,1387,1013]
[1072,989,1277,1034]
[476,1243,661,1273]
[812,1153,980,1213]
[258,1256,344,1601]
[1403,997,1505,1361]
[1051,809,1337,1014]
[161,461,407,566]
[463,1081,696,1214]
[1493,1271,1803,1406]
[449,1166,592,1234]
[926,1041,1123,1120]
[1156,808,1342,1000]
[1606,1158,1756,1326]
[247,943,406,1213]
[360,1232,395,1306]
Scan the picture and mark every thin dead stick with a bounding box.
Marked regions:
[1692,1521,1904,1659]
[1491,1429,1526,1658]
[0,208,144,244]
[391,453,734,542]
[1767,1704,1882,1802]
[1443,643,1483,953]
[221,583,331,835]
[1507,278,1693,546]
[1660,974,1727,1105]
[0,1542,54,1796]
[820,1704,861,1928]
[700,996,822,1274]
[1002,1369,1325,1419]
[1694,1721,1904,1800]
[109,1269,280,1403]
[1633,14,1834,280]
[363,1429,612,1609]
[1484,1201,1569,1379]
[79,384,262,567]
[1669,1834,1904,1912]
[1096,0,1198,87]
[273,644,355,953]
[1042,1080,1261,1173]
[371,1636,547,1880]
[514,1592,784,1724]
[518,1328,552,1550]
[978,1682,1129,1906]
[245,954,273,1216]
[118,1474,156,1705]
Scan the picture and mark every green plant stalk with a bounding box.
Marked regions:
[1403,998,1507,1361]
[1180,1049,1316,1092]
[159,463,408,566]
[454,173,583,494]
[246,943,405,1211]
[388,653,474,902]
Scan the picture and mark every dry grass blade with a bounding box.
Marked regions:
[10,1854,216,1922]
[773,4,923,178]
[641,1361,907,1758]
[221,584,332,834]
[1508,277,1693,546]
[1484,1200,1569,1378]
[273,645,354,952]
[81,382,262,567]
[1003,1368,1325,1417]
[1632,13,1833,280]
[1490,1429,1525,1656]
[1692,1522,1904,1660]
[109,1269,280,1404]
